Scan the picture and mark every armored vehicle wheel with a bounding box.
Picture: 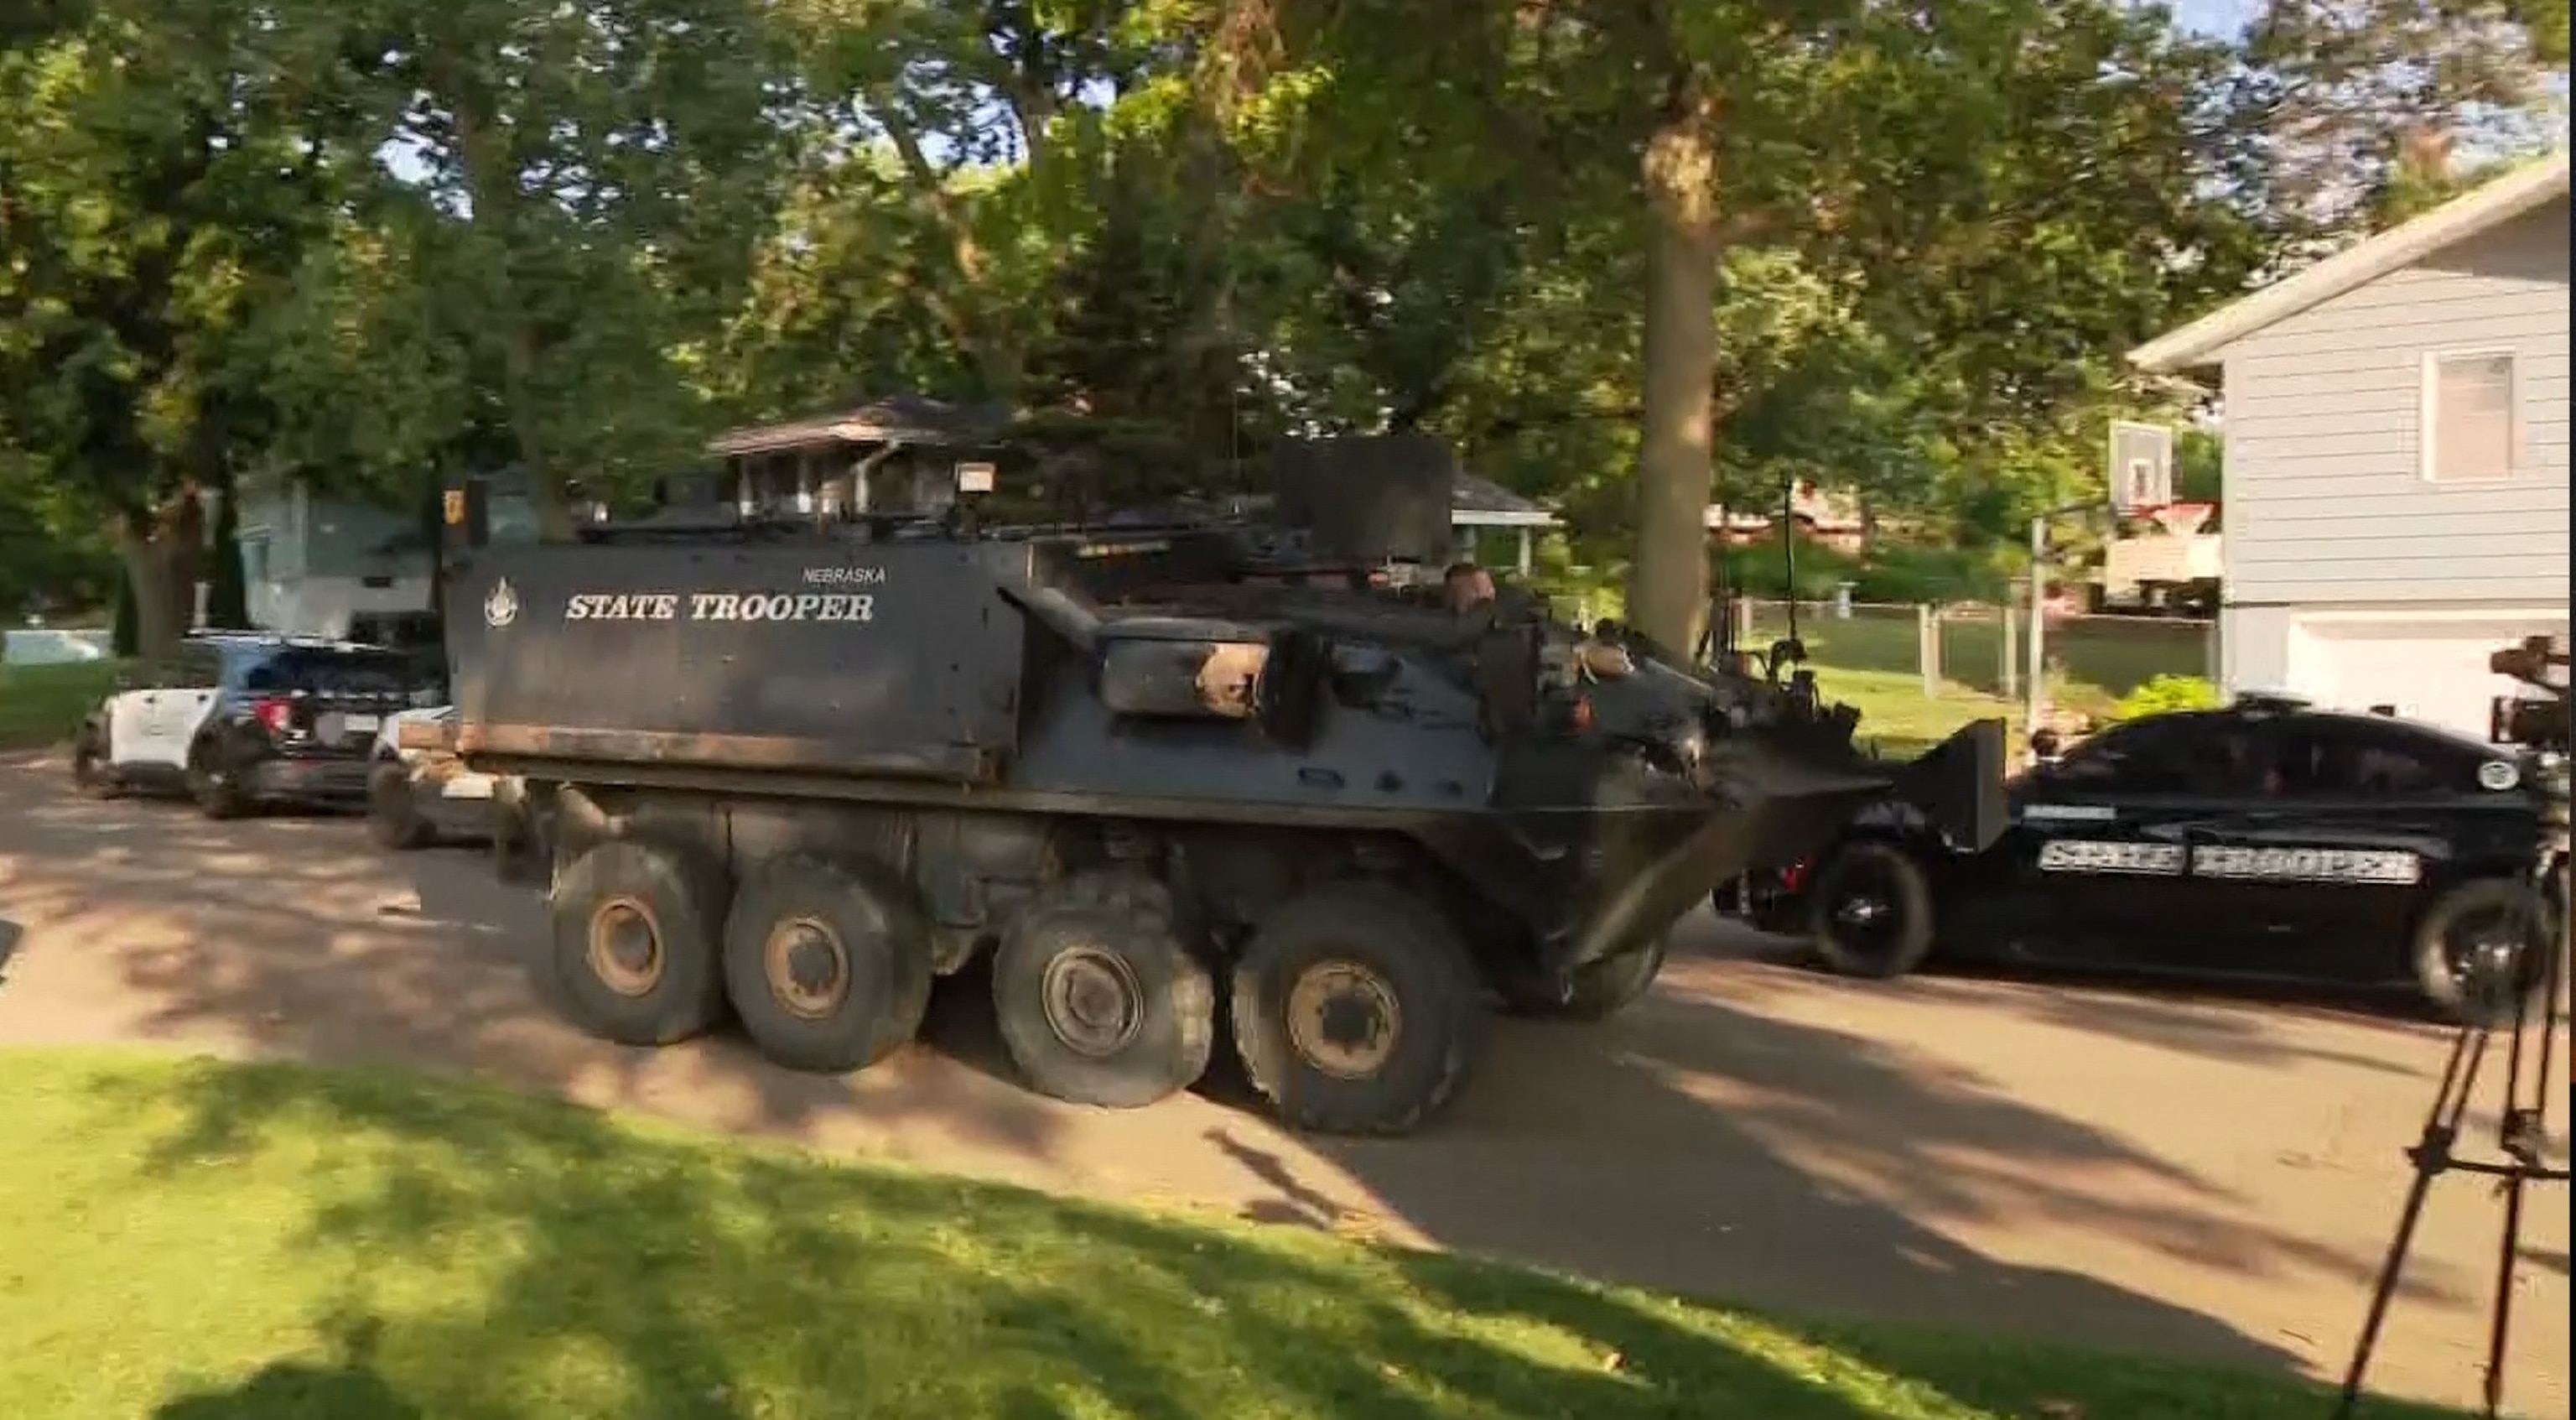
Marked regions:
[1497,935,1668,1022]
[548,839,728,1047]
[368,760,433,851]
[2412,876,2558,1028]
[1231,879,1486,1137]
[992,872,1215,1110]
[1808,841,1935,980]
[722,856,934,1074]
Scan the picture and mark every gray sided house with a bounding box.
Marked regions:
[230,473,542,639]
[2130,152,2570,740]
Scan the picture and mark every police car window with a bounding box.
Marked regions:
[2049,717,2214,793]
[2049,714,2267,796]
[245,648,414,694]
[169,643,226,688]
[2272,721,2474,798]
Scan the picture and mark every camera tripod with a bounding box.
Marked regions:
[2333,831,2570,1419]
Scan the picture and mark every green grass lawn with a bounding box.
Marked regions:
[1813,666,2020,762]
[0,1048,2471,1420]
[1744,606,2210,705]
[0,656,122,751]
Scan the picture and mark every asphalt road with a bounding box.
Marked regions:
[0,751,2566,1417]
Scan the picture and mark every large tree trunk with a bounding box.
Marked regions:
[1627,70,1726,655]
[112,523,184,666]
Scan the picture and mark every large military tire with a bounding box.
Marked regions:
[1231,878,1486,1137]
[1495,935,1669,1022]
[722,855,934,1074]
[2412,876,2559,1029]
[1807,841,1936,980]
[548,838,728,1047]
[367,759,434,851]
[992,872,1215,1110]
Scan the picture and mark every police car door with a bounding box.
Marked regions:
[2201,715,2485,978]
[105,646,225,771]
[155,640,228,762]
[1997,715,2219,960]
[101,666,169,770]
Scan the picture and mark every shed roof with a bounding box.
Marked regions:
[709,394,1013,458]
[1451,472,1559,528]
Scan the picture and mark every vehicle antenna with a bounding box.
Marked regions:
[1779,476,1800,646]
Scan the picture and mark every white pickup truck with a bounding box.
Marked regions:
[367,705,506,850]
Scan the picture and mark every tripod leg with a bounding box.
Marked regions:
[2481,879,2570,1418]
[2333,1024,2488,1420]
[2480,1159,2528,1419]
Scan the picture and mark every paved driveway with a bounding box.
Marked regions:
[0,752,2565,1417]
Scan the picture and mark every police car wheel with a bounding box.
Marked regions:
[70,734,119,799]
[185,745,248,820]
[1807,841,1936,980]
[1230,878,1487,1137]
[367,759,432,851]
[548,839,728,1048]
[992,872,1215,1110]
[2412,877,2558,1029]
[720,855,933,1074]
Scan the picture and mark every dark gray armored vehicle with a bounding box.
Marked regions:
[429,457,2003,1136]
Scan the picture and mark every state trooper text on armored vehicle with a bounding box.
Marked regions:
[426,450,2004,1136]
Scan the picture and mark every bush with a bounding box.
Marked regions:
[1849,543,2015,605]
[2111,674,2222,721]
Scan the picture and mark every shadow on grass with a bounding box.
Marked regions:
[75,1055,1922,1420]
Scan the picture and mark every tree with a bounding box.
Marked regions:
[2246,0,2568,240]
[0,0,346,656]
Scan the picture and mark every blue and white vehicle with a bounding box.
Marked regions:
[71,632,437,817]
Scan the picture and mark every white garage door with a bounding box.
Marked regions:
[2292,613,2569,741]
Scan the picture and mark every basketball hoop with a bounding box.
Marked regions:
[2146,502,2215,538]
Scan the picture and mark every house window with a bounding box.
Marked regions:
[2422,351,2516,483]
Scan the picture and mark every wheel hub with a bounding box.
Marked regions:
[587,897,664,997]
[764,918,849,1020]
[1286,960,1400,1079]
[1040,944,1144,1058]
[1833,892,1888,928]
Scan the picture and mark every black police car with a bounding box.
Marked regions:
[70,632,439,818]
[1717,696,2563,1025]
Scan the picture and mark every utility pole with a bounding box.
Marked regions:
[2025,502,2099,747]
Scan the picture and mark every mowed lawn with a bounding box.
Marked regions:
[0,1049,2475,1420]
[1823,666,2022,762]
[0,657,121,751]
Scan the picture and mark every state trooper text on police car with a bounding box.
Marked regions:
[2033,837,2423,885]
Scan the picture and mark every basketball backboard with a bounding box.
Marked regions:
[2107,420,2174,516]
[2148,501,2215,538]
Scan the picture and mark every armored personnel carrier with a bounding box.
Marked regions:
[424,452,2003,1136]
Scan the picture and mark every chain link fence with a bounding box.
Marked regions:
[1737,598,2215,707]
